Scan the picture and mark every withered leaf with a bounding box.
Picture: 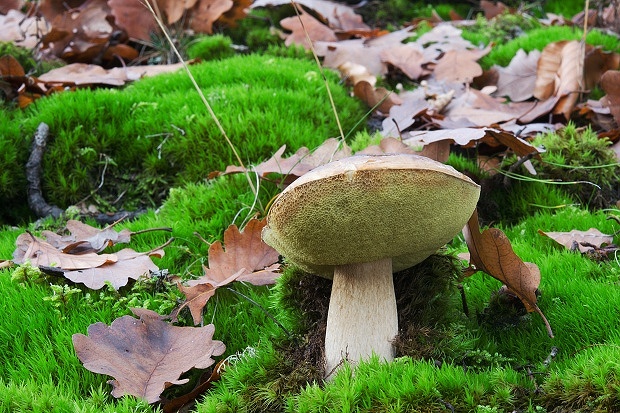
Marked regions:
[538,228,614,253]
[63,247,164,290]
[353,81,402,113]
[210,138,351,185]
[463,210,553,337]
[13,232,117,270]
[178,219,280,324]
[41,219,132,254]
[493,49,541,102]
[433,47,490,84]
[72,308,225,403]
[601,70,620,126]
[380,43,428,80]
[188,218,280,287]
[280,9,338,48]
[190,0,234,34]
[252,0,369,31]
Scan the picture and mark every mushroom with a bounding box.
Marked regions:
[262,154,480,378]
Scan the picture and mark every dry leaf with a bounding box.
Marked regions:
[41,220,132,254]
[177,219,281,324]
[189,218,280,287]
[601,70,620,126]
[252,0,369,31]
[210,138,351,184]
[353,81,402,113]
[463,210,553,337]
[433,47,490,84]
[494,49,541,102]
[538,228,614,253]
[380,43,428,80]
[63,247,164,290]
[280,9,337,48]
[72,308,225,403]
[13,232,117,270]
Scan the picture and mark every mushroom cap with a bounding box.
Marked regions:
[262,154,480,278]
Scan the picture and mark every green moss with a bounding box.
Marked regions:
[533,123,620,209]
[187,35,235,60]
[478,26,620,69]
[0,54,365,222]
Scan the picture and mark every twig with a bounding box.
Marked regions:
[25,123,64,219]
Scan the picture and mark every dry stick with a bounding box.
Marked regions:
[139,0,260,206]
[26,122,64,219]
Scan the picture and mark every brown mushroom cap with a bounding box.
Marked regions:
[262,154,480,278]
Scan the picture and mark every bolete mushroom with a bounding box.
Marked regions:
[262,154,480,378]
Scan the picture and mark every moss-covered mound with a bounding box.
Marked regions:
[0,54,365,224]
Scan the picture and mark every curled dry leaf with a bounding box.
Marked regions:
[280,9,337,48]
[353,81,402,113]
[72,308,225,404]
[41,219,132,254]
[601,70,620,126]
[64,247,164,290]
[493,49,541,102]
[13,232,117,270]
[178,218,281,324]
[209,138,351,185]
[463,210,553,338]
[538,228,614,254]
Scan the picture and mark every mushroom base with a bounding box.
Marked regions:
[324,257,398,379]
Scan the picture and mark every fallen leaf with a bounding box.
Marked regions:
[480,0,511,19]
[493,49,541,102]
[433,47,491,84]
[41,220,132,254]
[280,9,337,48]
[538,228,614,253]
[601,70,620,126]
[72,308,225,403]
[13,232,117,270]
[0,9,48,48]
[314,26,415,76]
[189,218,280,287]
[210,138,352,184]
[63,247,164,290]
[380,43,429,80]
[190,0,234,34]
[463,210,553,337]
[252,0,369,31]
[177,219,281,324]
[353,81,402,113]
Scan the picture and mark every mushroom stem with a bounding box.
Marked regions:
[324,257,398,379]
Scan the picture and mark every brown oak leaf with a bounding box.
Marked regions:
[177,219,281,324]
[72,308,225,403]
[538,228,614,254]
[209,138,351,185]
[463,210,553,337]
[41,220,132,254]
[63,247,164,290]
[13,232,117,270]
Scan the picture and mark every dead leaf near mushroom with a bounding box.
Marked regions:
[173,218,281,325]
[72,307,225,404]
[463,210,554,338]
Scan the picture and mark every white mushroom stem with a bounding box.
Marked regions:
[324,257,398,379]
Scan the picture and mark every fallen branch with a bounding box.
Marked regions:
[26,123,64,219]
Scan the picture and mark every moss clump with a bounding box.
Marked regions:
[0,54,365,223]
[187,35,235,60]
[533,124,620,209]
